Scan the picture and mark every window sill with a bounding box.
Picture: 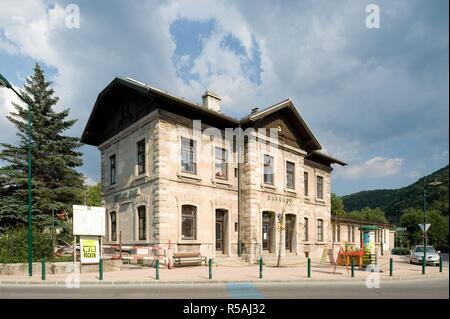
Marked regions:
[315,199,326,204]
[133,174,149,182]
[177,239,201,244]
[213,179,232,187]
[261,184,276,191]
[177,172,201,182]
[315,241,326,244]
[106,184,117,192]
[284,188,296,195]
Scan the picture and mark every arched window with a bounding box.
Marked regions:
[137,206,146,240]
[182,205,197,240]
[110,211,117,241]
[303,217,309,242]
[317,219,324,242]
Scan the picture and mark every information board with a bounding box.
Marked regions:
[80,236,100,264]
[73,205,106,236]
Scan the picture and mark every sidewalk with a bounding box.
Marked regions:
[1,255,448,286]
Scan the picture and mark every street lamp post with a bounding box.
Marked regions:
[423,176,442,274]
[0,73,33,276]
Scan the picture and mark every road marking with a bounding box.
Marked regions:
[226,283,264,299]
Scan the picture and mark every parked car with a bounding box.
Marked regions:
[410,245,441,266]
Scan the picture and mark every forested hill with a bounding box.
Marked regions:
[342,165,449,222]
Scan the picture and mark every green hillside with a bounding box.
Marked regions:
[342,165,449,223]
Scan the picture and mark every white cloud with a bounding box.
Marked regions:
[0,0,447,194]
[84,176,98,186]
[0,86,22,142]
[336,156,404,180]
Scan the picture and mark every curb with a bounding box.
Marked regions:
[0,273,447,286]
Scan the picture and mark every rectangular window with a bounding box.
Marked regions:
[304,172,309,197]
[263,154,274,185]
[110,154,116,185]
[286,161,295,189]
[317,176,324,199]
[348,226,351,242]
[110,212,117,242]
[181,205,197,240]
[337,224,340,241]
[303,218,309,242]
[317,219,323,242]
[215,147,227,179]
[181,138,196,174]
[332,224,336,242]
[352,226,355,242]
[137,140,145,175]
[138,206,146,240]
[243,136,249,163]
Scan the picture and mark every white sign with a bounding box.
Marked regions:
[418,223,431,233]
[73,205,106,236]
[80,236,100,264]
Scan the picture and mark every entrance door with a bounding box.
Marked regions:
[215,211,224,253]
[262,212,272,251]
[285,215,295,253]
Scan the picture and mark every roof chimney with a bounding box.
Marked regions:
[202,91,221,112]
[251,107,259,114]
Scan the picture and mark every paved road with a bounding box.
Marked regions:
[0,277,447,299]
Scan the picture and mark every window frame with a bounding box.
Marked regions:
[286,161,295,189]
[137,206,146,241]
[181,137,197,174]
[316,175,324,200]
[214,147,228,180]
[181,205,197,240]
[303,217,309,242]
[316,219,324,242]
[351,226,355,243]
[263,154,274,185]
[304,171,309,197]
[137,139,146,176]
[110,211,117,242]
[109,154,117,185]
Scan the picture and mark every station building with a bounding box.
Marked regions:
[81,77,349,263]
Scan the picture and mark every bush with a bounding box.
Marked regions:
[391,247,411,255]
[0,227,52,263]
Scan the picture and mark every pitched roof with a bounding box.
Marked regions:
[81,77,346,166]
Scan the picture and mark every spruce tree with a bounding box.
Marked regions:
[0,63,84,230]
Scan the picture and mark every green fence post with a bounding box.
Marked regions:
[422,258,425,275]
[259,257,263,279]
[99,258,103,280]
[208,258,212,279]
[351,257,354,278]
[156,259,160,280]
[390,257,393,276]
[439,255,442,273]
[307,257,311,278]
[41,257,46,281]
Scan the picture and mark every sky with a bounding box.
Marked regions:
[0,0,448,195]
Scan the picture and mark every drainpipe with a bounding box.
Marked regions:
[237,124,242,257]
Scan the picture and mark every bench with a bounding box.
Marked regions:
[172,252,206,267]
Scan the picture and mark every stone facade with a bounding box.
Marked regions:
[99,108,335,262]
[83,78,347,264]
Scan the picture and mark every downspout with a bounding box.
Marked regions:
[237,124,242,257]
